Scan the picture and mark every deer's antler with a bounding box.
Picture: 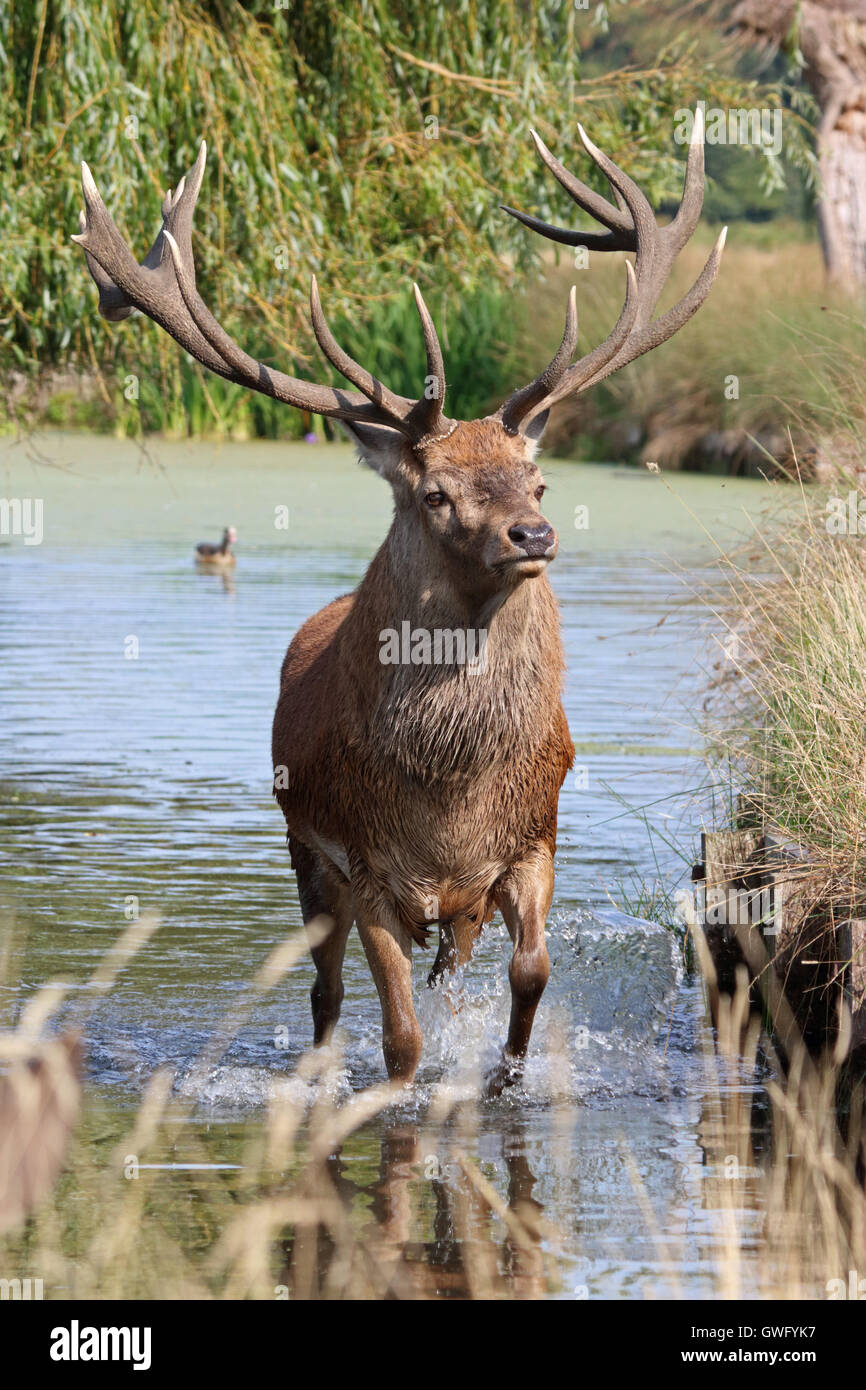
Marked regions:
[498,108,726,434]
[72,143,450,442]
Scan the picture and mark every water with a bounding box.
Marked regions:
[0,431,773,1297]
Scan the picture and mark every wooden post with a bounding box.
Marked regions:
[697,828,762,1021]
[838,919,866,1060]
[694,822,863,1065]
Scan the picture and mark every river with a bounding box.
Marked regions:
[0,431,774,1298]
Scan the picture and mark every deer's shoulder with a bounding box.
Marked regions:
[279,592,354,686]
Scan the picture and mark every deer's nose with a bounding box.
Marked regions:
[507,520,556,557]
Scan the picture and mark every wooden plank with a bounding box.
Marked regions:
[698,828,762,1002]
[838,919,866,1056]
[758,833,838,1052]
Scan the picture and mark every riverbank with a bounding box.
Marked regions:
[5,229,858,480]
[693,457,866,1069]
[704,463,866,941]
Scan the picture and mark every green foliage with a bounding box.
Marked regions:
[332,284,528,424]
[0,0,813,437]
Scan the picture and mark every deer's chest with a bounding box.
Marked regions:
[364,769,529,920]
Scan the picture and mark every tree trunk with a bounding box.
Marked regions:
[817,102,866,280]
[733,0,866,284]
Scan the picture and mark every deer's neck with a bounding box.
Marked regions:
[341,523,565,780]
[360,518,549,621]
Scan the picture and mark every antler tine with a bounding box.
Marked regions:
[571,117,724,392]
[153,141,206,272]
[75,206,135,323]
[574,123,660,270]
[500,129,636,252]
[499,286,577,434]
[665,105,706,250]
[409,283,447,438]
[73,153,230,376]
[499,120,655,433]
[498,203,631,252]
[532,128,635,239]
[580,225,727,393]
[308,276,417,423]
[497,110,725,431]
[549,259,639,398]
[75,148,454,438]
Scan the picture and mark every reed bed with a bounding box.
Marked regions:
[701,445,866,928]
[1,907,865,1299]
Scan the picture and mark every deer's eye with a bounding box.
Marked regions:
[535,485,546,501]
[425,490,447,509]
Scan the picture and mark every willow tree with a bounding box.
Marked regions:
[732,0,866,283]
[1,0,803,432]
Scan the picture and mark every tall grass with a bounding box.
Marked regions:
[2,911,865,1299]
[700,430,866,926]
[527,231,865,464]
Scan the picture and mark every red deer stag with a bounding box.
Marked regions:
[74,110,722,1094]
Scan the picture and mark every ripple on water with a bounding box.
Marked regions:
[83,907,682,1115]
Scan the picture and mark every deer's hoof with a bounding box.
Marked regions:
[483,1053,523,1099]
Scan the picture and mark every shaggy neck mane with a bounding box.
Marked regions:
[340,516,565,782]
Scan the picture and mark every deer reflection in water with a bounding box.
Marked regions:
[279,1117,548,1300]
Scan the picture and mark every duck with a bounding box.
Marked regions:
[195,525,237,569]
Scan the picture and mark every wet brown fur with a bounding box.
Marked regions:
[272,418,574,1089]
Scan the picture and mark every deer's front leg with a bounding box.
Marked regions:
[357,909,423,1083]
[487,845,554,1098]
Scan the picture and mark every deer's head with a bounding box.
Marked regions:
[342,416,554,598]
[73,112,724,605]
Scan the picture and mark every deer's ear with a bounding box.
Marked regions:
[339,420,405,479]
[523,410,550,453]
